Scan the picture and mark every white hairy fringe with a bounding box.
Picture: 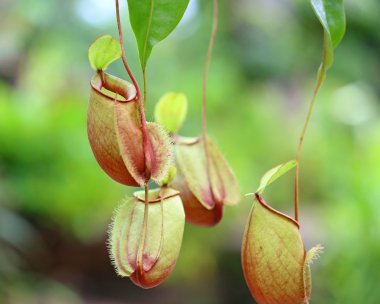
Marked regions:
[106,197,130,278]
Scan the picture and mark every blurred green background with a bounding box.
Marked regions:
[1,0,379,303]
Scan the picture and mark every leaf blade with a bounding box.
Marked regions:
[256,160,297,194]
[127,0,190,69]
[88,35,122,71]
[309,0,346,70]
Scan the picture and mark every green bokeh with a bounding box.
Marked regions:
[0,0,379,303]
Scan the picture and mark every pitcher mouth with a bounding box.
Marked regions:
[91,72,137,103]
[134,188,180,204]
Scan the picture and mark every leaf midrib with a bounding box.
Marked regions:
[142,0,155,68]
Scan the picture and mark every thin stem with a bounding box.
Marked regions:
[99,70,106,85]
[115,0,141,100]
[201,0,218,197]
[143,69,148,109]
[202,0,218,141]
[115,0,151,181]
[294,33,327,222]
[136,184,150,283]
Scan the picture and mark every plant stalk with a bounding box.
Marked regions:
[201,0,218,193]
[294,33,328,222]
[202,0,218,142]
[135,184,150,284]
[143,69,148,109]
[115,0,140,100]
[115,0,151,182]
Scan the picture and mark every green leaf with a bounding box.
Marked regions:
[127,0,190,69]
[309,0,346,70]
[242,193,310,304]
[256,160,296,194]
[154,92,188,134]
[88,35,122,71]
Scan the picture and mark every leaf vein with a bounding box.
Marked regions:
[142,0,155,68]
